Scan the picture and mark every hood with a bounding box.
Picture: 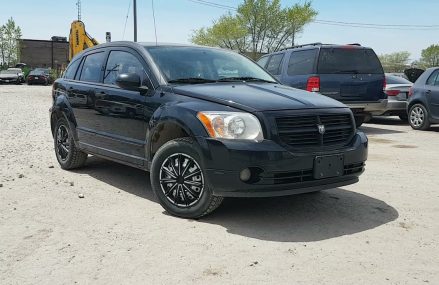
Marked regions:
[172,83,346,112]
[0,73,19,79]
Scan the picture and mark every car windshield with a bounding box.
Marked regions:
[29,70,46,76]
[145,46,276,84]
[318,47,383,74]
[1,70,17,74]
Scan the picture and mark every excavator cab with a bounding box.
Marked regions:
[69,20,99,61]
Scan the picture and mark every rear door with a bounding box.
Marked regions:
[425,69,439,118]
[317,47,385,103]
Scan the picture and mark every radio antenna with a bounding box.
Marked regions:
[76,0,82,21]
[152,0,158,45]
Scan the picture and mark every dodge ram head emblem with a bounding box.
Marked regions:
[317,124,326,135]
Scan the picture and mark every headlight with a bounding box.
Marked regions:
[197,111,264,141]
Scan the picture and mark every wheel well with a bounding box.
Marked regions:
[150,122,191,158]
[407,100,424,112]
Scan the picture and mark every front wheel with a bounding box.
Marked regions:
[150,138,223,219]
[409,104,430,130]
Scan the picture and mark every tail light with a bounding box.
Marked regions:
[383,77,386,91]
[385,90,400,96]
[306,76,320,92]
[408,87,413,97]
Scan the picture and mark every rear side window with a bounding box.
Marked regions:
[318,48,383,74]
[287,49,317,76]
[266,53,284,75]
[426,70,439,86]
[64,59,81,80]
[257,56,269,68]
[79,52,106,83]
[104,51,146,85]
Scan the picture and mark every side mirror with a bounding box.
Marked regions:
[116,73,148,93]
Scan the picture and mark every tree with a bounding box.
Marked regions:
[379,51,410,73]
[420,44,439,68]
[0,18,22,68]
[190,0,317,58]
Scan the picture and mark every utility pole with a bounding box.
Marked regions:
[133,0,137,42]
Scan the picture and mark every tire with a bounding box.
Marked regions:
[150,137,223,219]
[354,116,365,128]
[409,104,430,130]
[399,114,408,121]
[54,118,88,169]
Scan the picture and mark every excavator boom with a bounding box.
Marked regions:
[69,20,99,61]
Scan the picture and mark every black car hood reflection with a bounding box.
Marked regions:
[172,82,347,112]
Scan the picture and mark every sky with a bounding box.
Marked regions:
[1,0,438,60]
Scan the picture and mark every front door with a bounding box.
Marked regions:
[426,69,439,119]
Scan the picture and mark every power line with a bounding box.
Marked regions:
[184,0,439,30]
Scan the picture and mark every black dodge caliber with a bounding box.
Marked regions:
[50,42,368,218]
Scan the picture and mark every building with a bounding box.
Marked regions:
[19,37,69,70]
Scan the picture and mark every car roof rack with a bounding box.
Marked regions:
[279,42,326,51]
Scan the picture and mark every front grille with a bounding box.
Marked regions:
[276,113,354,148]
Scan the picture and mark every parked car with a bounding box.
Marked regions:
[407,67,439,130]
[27,69,51,85]
[257,43,387,127]
[0,69,22,84]
[371,74,413,120]
[50,42,368,218]
[7,67,25,83]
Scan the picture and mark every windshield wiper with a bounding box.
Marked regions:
[168,77,217,84]
[218,77,276,83]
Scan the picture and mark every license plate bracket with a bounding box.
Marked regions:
[314,155,344,179]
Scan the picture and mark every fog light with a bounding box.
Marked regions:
[240,168,252,182]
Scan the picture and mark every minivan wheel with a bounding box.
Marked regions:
[409,104,430,130]
[150,138,223,219]
[54,118,88,169]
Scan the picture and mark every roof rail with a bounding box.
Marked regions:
[347,43,362,46]
[279,42,324,51]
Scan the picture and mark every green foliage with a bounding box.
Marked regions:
[420,44,439,68]
[0,18,22,67]
[379,51,411,73]
[190,0,317,58]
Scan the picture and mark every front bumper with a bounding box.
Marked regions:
[346,99,388,114]
[198,132,368,197]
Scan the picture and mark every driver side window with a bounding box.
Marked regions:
[104,50,146,86]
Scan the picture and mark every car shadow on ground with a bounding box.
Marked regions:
[359,125,406,135]
[369,116,408,126]
[75,156,399,243]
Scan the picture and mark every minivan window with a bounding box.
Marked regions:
[64,59,81,80]
[287,49,317,76]
[318,48,383,74]
[79,52,106,83]
[145,46,276,83]
[104,51,146,85]
[257,55,269,68]
[266,54,284,75]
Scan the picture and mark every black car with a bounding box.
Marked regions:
[257,43,387,127]
[50,42,368,218]
[27,69,51,85]
[407,67,439,130]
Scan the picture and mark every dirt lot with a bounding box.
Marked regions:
[1,85,438,284]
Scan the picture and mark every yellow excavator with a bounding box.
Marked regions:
[69,20,99,61]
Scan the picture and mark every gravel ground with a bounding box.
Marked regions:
[1,85,438,284]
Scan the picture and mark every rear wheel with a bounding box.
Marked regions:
[54,118,88,169]
[150,138,223,219]
[409,104,430,130]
